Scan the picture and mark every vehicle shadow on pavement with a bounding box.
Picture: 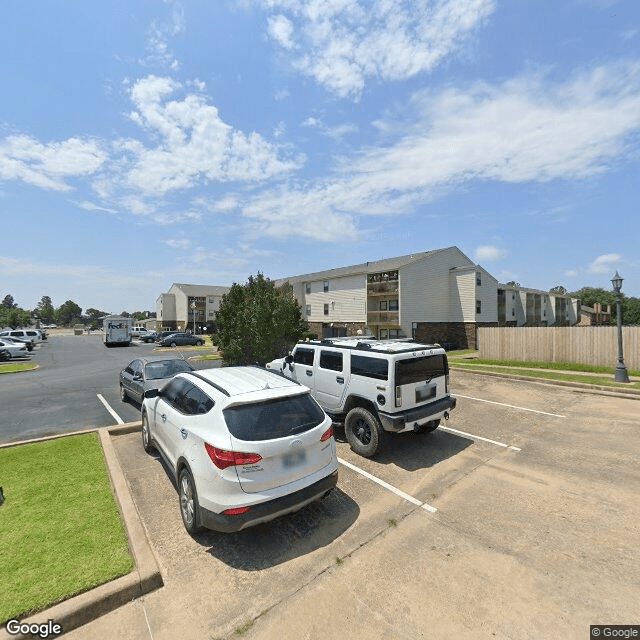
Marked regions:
[150,452,360,571]
[194,487,359,571]
[336,425,473,472]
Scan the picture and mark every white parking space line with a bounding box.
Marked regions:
[97,394,124,425]
[337,457,438,513]
[438,426,521,451]
[455,394,566,418]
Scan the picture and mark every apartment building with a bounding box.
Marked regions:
[156,246,580,348]
[156,283,229,332]
[276,246,500,349]
[498,284,580,327]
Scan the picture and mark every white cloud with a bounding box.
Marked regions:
[73,200,118,214]
[238,60,640,241]
[0,135,106,192]
[163,238,191,249]
[122,75,303,195]
[474,245,507,262]
[564,269,579,278]
[261,0,496,98]
[588,253,621,274]
[267,14,295,49]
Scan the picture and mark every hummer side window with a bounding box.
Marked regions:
[350,355,388,380]
[293,348,315,366]
[319,350,343,372]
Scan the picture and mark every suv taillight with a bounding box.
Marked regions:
[205,443,262,470]
[395,386,402,407]
[446,374,450,393]
[321,426,333,442]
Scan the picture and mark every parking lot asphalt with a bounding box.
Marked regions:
[53,370,640,640]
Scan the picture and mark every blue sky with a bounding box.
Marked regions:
[1,0,639,314]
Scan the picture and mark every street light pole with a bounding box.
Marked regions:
[190,301,196,335]
[611,271,630,383]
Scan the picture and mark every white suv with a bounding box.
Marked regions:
[141,366,338,534]
[267,338,457,457]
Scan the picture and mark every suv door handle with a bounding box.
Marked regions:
[161,414,166,422]
[306,370,313,376]
[336,376,344,384]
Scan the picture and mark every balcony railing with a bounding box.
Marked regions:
[367,311,400,325]
[367,281,399,295]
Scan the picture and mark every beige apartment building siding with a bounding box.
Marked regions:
[399,247,476,331]
[303,274,367,324]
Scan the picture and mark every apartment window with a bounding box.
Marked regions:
[476,272,482,286]
[512,309,515,317]
[323,281,329,292]
[476,300,482,315]
[305,304,311,316]
[208,297,215,303]
[324,303,329,315]
[379,300,388,311]
[305,283,311,294]
[388,299,399,311]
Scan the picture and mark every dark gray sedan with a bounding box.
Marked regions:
[119,357,195,404]
[159,332,205,347]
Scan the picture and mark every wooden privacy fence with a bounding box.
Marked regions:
[478,326,640,370]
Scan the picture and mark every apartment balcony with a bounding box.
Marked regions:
[366,281,399,296]
[367,310,400,326]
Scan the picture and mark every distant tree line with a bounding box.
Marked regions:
[562,286,640,326]
[0,294,155,329]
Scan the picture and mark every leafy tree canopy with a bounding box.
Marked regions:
[0,306,31,328]
[35,296,55,324]
[549,285,567,295]
[56,300,83,326]
[2,294,17,309]
[214,273,308,366]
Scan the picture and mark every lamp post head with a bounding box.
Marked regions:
[611,271,623,294]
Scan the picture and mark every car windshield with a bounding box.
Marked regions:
[223,393,325,441]
[145,360,193,380]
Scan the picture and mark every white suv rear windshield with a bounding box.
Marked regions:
[223,394,325,441]
[395,355,448,386]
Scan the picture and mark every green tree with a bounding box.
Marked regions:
[36,296,56,324]
[214,273,308,366]
[0,306,31,328]
[56,300,83,326]
[2,294,17,309]
[549,285,567,295]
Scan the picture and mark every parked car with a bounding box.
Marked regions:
[141,366,338,534]
[159,332,205,347]
[155,331,178,343]
[0,335,34,351]
[267,337,457,457]
[139,331,158,343]
[0,338,28,358]
[0,329,43,344]
[119,356,195,404]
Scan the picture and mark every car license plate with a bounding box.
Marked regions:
[415,384,436,403]
[283,451,306,468]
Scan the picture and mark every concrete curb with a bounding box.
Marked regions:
[451,366,640,400]
[1,422,163,639]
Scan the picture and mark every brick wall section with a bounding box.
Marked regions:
[415,322,498,350]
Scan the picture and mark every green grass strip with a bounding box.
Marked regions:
[452,362,640,389]
[448,357,640,377]
[0,363,38,374]
[0,434,133,623]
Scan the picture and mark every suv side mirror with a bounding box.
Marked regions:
[144,388,160,399]
[285,354,294,364]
